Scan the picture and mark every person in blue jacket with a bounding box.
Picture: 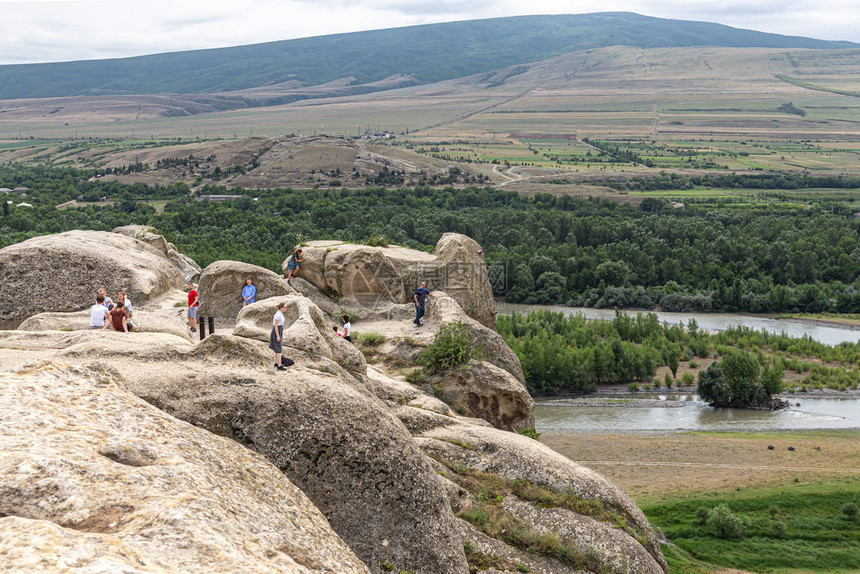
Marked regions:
[242,278,256,307]
[412,281,433,327]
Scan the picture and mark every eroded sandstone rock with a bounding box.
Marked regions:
[0,230,184,329]
[112,224,202,282]
[125,339,469,574]
[197,260,296,320]
[233,295,366,376]
[427,360,535,431]
[284,234,496,329]
[0,361,368,574]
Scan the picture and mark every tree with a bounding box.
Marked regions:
[697,362,731,405]
[721,352,760,405]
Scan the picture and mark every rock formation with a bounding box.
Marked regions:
[427,359,535,431]
[0,230,667,574]
[113,224,202,282]
[0,230,185,329]
[286,234,496,329]
[0,361,368,573]
[233,295,365,376]
[197,260,295,320]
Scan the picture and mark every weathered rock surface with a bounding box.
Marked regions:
[17,289,192,341]
[416,423,667,573]
[198,260,296,320]
[285,234,496,328]
[433,233,497,329]
[0,230,185,329]
[428,292,526,383]
[233,295,366,375]
[428,360,535,431]
[0,361,368,573]
[112,224,202,282]
[124,338,469,574]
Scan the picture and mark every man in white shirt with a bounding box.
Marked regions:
[90,295,110,329]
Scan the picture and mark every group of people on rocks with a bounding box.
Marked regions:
[87,281,200,334]
[89,288,139,333]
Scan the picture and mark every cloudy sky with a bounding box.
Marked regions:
[1,0,857,65]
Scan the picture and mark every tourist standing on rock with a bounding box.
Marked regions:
[341,314,352,342]
[116,291,139,332]
[270,302,287,371]
[90,295,110,330]
[109,304,130,333]
[413,281,433,327]
[242,279,256,306]
[187,282,199,333]
[285,248,304,284]
[98,288,114,311]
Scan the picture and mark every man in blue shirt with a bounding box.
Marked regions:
[242,278,257,307]
[413,281,432,327]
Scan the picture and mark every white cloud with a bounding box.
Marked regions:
[0,0,855,65]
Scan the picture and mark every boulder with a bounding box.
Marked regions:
[0,230,184,329]
[125,342,469,574]
[427,292,525,383]
[427,360,535,432]
[433,233,497,329]
[197,260,295,321]
[233,295,366,376]
[416,423,667,573]
[17,290,192,341]
[284,234,496,328]
[113,225,202,282]
[0,361,368,573]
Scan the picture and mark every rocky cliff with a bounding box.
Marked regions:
[0,230,666,574]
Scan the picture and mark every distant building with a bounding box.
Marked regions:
[13,187,29,193]
[669,201,686,210]
[199,194,244,202]
[16,202,33,208]
[0,188,11,194]
[853,212,860,219]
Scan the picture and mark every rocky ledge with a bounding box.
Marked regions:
[0,229,666,574]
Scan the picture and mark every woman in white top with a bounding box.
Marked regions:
[341,314,352,342]
[269,302,287,371]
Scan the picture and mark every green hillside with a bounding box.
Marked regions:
[0,12,855,99]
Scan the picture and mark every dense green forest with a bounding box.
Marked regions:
[0,12,853,99]
[2,164,860,314]
[497,310,860,395]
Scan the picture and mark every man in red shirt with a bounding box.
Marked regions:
[109,306,130,332]
[187,282,199,333]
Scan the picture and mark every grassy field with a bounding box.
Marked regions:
[540,430,860,573]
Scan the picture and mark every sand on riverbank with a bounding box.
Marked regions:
[539,429,860,505]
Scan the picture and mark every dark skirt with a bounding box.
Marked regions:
[268,324,284,353]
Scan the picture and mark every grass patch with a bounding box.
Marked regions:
[354,331,386,348]
[642,480,860,573]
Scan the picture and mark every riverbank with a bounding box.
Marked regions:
[540,429,860,505]
[541,428,860,573]
[776,312,860,329]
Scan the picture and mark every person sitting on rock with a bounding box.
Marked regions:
[413,281,433,327]
[341,314,352,343]
[109,303,131,333]
[242,278,256,307]
[89,295,110,330]
[269,301,288,371]
[116,291,139,332]
[98,288,114,311]
[285,248,304,285]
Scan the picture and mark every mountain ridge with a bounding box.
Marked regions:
[0,12,856,100]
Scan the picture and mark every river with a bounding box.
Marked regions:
[535,395,860,432]
[499,303,860,431]
[499,303,860,346]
